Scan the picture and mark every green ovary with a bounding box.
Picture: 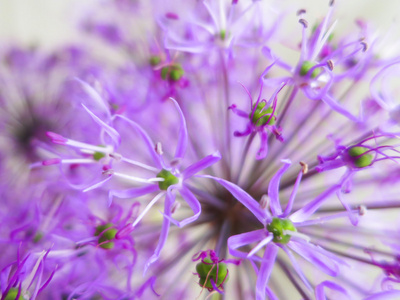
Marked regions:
[4,288,25,300]
[299,60,321,78]
[250,102,276,126]
[348,146,373,168]
[161,64,184,81]
[267,217,297,244]
[95,223,117,249]
[196,258,229,289]
[156,169,179,190]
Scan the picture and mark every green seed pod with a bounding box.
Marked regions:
[156,169,179,190]
[4,288,25,300]
[93,152,105,161]
[149,55,161,66]
[220,30,227,41]
[33,232,43,243]
[266,217,296,244]
[95,223,117,249]
[196,258,229,289]
[250,102,276,126]
[160,64,184,82]
[93,145,106,161]
[299,60,321,78]
[348,146,373,168]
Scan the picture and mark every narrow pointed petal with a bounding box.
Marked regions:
[163,186,201,227]
[288,239,346,277]
[144,187,175,273]
[108,185,159,206]
[202,175,269,224]
[268,159,291,216]
[315,281,350,300]
[170,98,188,160]
[115,115,163,169]
[256,244,278,300]
[289,184,338,223]
[183,151,221,179]
[81,104,121,146]
[282,169,303,217]
[227,229,266,260]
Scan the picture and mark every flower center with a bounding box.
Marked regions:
[196,258,229,290]
[250,102,276,126]
[347,146,373,168]
[161,64,184,81]
[299,60,321,78]
[149,55,161,66]
[95,223,117,249]
[4,288,25,300]
[267,217,296,244]
[93,145,106,161]
[156,169,179,190]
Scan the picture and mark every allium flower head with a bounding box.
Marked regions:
[2,0,400,299]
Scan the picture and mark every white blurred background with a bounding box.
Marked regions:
[0,0,399,49]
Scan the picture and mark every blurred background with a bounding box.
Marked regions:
[0,0,399,50]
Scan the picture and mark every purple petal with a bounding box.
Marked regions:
[234,124,253,137]
[115,115,163,169]
[229,104,250,118]
[255,131,269,160]
[75,78,111,117]
[256,244,278,300]
[163,185,201,227]
[202,176,269,224]
[109,185,159,206]
[81,104,121,146]
[336,191,358,226]
[364,290,400,300]
[315,281,350,300]
[144,187,175,273]
[289,184,338,223]
[288,240,345,277]
[228,229,266,260]
[170,98,188,160]
[282,169,303,217]
[279,244,312,290]
[268,159,291,216]
[183,151,221,179]
[321,94,360,122]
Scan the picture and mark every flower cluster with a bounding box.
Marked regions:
[1,0,400,299]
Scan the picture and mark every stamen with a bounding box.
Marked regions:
[299,19,308,28]
[46,132,67,144]
[109,152,122,161]
[260,194,269,210]
[247,236,273,258]
[109,171,164,184]
[131,192,166,228]
[358,205,367,216]
[326,60,334,71]
[171,201,181,214]
[297,9,306,16]
[299,161,308,174]
[155,142,163,155]
[360,41,368,52]
[120,156,159,172]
